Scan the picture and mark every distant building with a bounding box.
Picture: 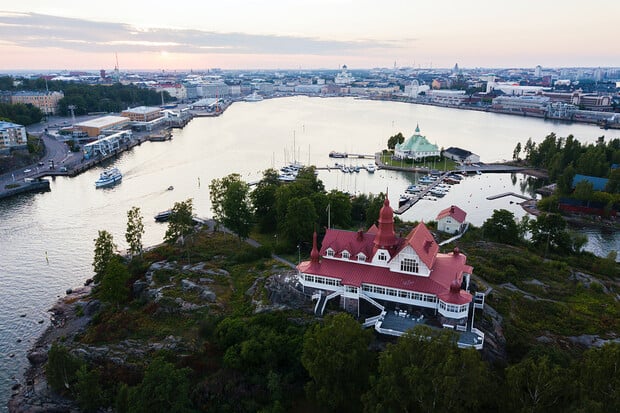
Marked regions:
[428,90,468,106]
[534,65,543,77]
[0,121,27,149]
[491,96,550,115]
[436,205,467,234]
[155,84,187,101]
[74,116,130,137]
[335,65,355,85]
[121,106,163,122]
[442,147,480,164]
[394,125,440,160]
[10,91,64,115]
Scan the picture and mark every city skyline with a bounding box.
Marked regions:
[1,0,619,71]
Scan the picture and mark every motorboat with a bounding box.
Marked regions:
[154,209,172,222]
[405,184,423,194]
[366,163,376,173]
[95,167,122,188]
[399,194,411,207]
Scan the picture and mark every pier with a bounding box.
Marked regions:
[486,192,533,201]
[394,172,450,214]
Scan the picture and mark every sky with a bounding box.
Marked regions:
[1,0,619,71]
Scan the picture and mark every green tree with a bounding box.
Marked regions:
[326,190,352,228]
[529,213,573,254]
[578,343,620,412]
[129,356,193,413]
[75,364,104,412]
[223,180,253,239]
[363,326,491,413]
[365,192,385,228]
[557,164,576,194]
[505,354,571,413]
[387,132,405,150]
[283,197,317,245]
[164,199,194,244]
[605,168,620,193]
[209,173,242,224]
[513,142,522,161]
[210,174,252,239]
[482,209,520,245]
[250,169,281,232]
[302,313,374,413]
[125,206,144,258]
[45,342,82,395]
[99,257,130,305]
[573,180,594,200]
[93,230,117,282]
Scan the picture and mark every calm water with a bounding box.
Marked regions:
[1,96,619,409]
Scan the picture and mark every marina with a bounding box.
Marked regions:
[1,96,618,408]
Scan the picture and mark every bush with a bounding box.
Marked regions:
[45,342,82,395]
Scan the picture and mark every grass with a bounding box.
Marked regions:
[380,153,459,171]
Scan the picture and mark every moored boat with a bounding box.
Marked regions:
[154,209,172,222]
[95,167,122,188]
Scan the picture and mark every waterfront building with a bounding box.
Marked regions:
[442,147,480,164]
[74,116,130,137]
[0,121,27,149]
[436,205,467,235]
[10,91,64,115]
[121,106,163,122]
[486,81,547,95]
[404,80,430,98]
[297,196,485,348]
[491,96,550,115]
[428,90,468,106]
[394,124,440,161]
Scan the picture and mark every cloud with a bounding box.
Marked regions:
[0,12,401,56]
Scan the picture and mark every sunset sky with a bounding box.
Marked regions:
[1,0,619,72]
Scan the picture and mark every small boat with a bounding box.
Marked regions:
[399,194,411,207]
[366,163,376,173]
[405,185,423,194]
[167,185,174,191]
[95,167,122,188]
[329,151,348,158]
[154,209,172,222]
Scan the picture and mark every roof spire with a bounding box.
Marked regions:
[415,123,420,133]
[310,230,320,263]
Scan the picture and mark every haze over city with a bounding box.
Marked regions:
[2,0,619,71]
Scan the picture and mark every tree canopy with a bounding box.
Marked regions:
[164,199,194,244]
[125,206,144,258]
[92,230,117,282]
[210,174,252,239]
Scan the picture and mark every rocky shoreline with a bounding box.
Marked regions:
[8,286,95,413]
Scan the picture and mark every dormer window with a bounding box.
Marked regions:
[400,257,419,273]
[357,253,366,262]
[342,251,350,259]
[378,252,387,261]
[326,248,335,257]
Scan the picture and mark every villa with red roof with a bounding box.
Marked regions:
[436,205,467,234]
[297,196,485,349]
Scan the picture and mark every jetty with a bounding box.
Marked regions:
[486,192,533,201]
[394,172,450,214]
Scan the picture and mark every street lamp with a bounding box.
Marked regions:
[297,244,301,264]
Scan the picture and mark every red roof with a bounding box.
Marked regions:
[299,198,473,305]
[436,205,467,223]
[297,250,472,305]
[401,223,438,269]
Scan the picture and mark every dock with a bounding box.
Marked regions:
[486,192,532,201]
[394,172,450,214]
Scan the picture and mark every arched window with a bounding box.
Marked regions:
[400,257,419,273]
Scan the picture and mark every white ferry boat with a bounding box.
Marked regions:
[244,91,264,102]
[95,167,122,188]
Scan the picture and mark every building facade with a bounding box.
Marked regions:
[297,197,485,348]
[0,121,27,149]
[394,124,440,160]
[121,106,163,122]
[436,205,467,234]
[10,91,64,115]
